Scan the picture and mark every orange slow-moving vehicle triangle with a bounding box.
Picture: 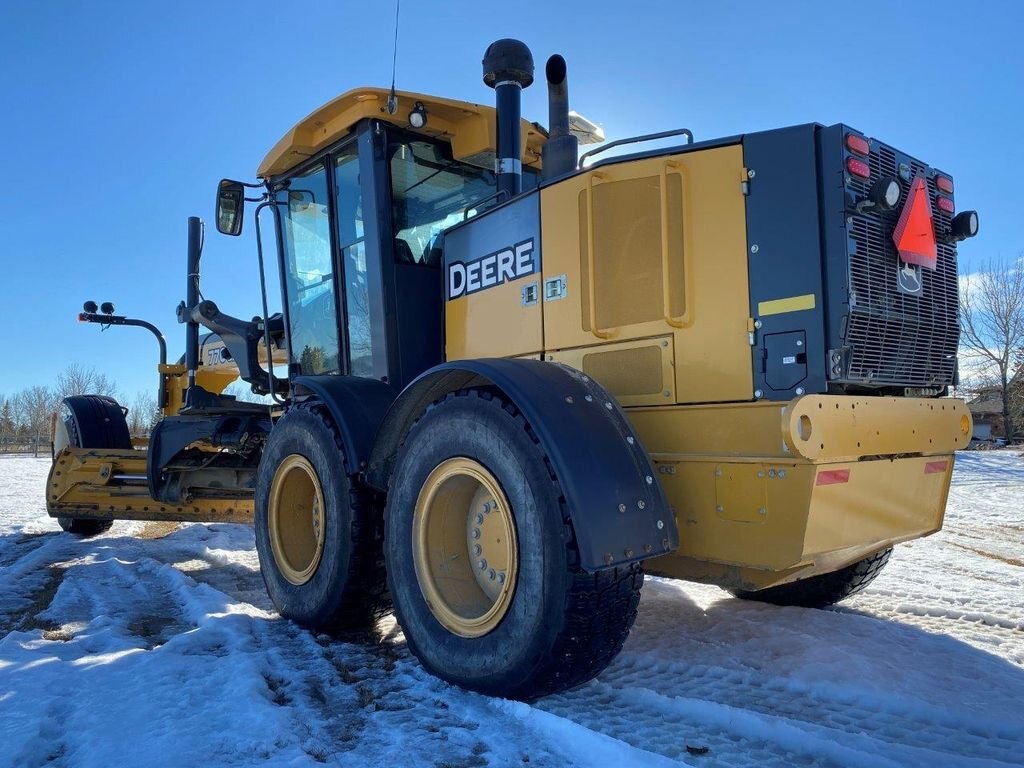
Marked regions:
[892,174,937,270]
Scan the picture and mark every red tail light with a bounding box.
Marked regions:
[936,196,955,214]
[846,134,870,156]
[846,157,870,179]
[935,175,953,194]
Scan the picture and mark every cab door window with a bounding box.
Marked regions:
[335,146,372,377]
[278,163,340,374]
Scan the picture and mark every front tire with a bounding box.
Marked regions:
[731,548,892,608]
[54,395,126,537]
[255,405,388,631]
[385,389,643,700]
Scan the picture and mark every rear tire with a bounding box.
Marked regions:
[54,395,126,538]
[57,517,113,536]
[385,389,643,700]
[255,405,388,631]
[731,548,892,608]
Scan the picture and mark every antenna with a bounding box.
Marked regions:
[386,0,401,115]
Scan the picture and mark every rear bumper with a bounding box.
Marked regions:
[628,395,970,590]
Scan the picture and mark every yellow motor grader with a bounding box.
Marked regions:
[48,39,977,699]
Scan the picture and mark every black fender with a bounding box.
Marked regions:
[366,359,678,571]
[292,375,398,475]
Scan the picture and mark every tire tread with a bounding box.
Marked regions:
[393,388,642,699]
[731,548,892,609]
[291,402,390,630]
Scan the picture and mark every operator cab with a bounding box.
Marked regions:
[221,88,545,392]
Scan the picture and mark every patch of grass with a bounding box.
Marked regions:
[262,673,291,706]
[137,522,181,540]
[127,615,182,648]
[0,565,66,636]
[357,685,376,710]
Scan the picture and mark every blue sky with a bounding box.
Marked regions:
[1,1,1020,398]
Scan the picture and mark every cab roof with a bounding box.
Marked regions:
[258,87,547,178]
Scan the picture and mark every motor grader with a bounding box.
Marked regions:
[47,39,978,699]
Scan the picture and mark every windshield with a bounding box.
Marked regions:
[389,139,498,266]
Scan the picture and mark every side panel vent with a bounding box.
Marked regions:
[583,344,663,397]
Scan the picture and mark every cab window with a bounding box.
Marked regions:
[334,145,373,377]
[277,163,340,375]
[388,139,497,266]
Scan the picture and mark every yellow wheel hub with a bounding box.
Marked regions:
[268,454,326,586]
[413,458,518,638]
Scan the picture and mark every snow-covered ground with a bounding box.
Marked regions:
[1,452,1022,768]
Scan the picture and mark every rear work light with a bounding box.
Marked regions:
[937,196,955,214]
[846,133,870,156]
[847,157,871,179]
[935,175,953,194]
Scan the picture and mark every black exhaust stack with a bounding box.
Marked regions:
[483,39,534,199]
[541,54,578,181]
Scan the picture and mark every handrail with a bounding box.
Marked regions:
[585,171,613,339]
[578,128,694,170]
[660,160,686,328]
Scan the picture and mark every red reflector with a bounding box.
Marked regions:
[846,157,870,179]
[77,313,88,322]
[893,174,937,270]
[816,469,850,486]
[935,175,953,194]
[846,134,870,156]
[936,196,954,214]
[925,460,948,474]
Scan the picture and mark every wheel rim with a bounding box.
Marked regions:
[412,458,518,638]
[268,454,326,586]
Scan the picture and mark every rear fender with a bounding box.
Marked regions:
[292,375,398,475]
[367,359,677,571]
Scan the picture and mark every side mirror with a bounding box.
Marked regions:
[215,179,245,236]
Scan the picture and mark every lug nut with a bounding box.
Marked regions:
[618,503,627,513]
[472,528,481,539]
[478,559,487,570]
[475,513,484,524]
[489,569,496,580]
[473,544,482,556]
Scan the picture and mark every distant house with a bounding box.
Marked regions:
[967,368,1023,442]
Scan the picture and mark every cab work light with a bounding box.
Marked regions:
[950,210,980,241]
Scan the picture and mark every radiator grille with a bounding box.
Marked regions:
[842,143,960,387]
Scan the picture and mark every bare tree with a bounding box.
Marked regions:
[224,380,273,405]
[960,256,1024,442]
[55,363,117,400]
[127,391,160,437]
[12,385,58,455]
